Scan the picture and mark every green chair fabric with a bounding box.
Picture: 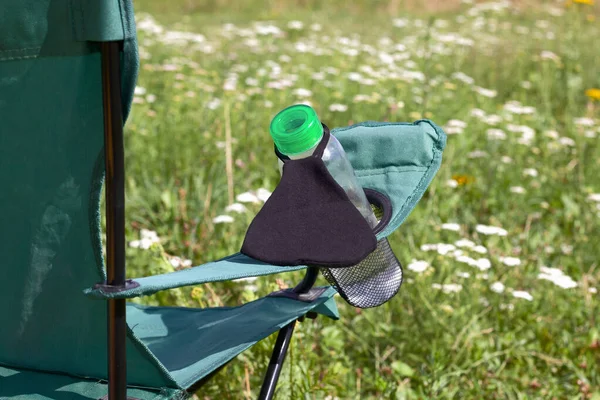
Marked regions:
[0,365,182,400]
[128,288,339,389]
[335,120,446,239]
[0,1,340,398]
[0,0,445,398]
[85,253,307,299]
[84,120,446,301]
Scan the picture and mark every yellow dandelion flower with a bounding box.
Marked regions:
[440,304,455,314]
[444,82,457,90]
[451,174,475,186]
[573,0,594,5]
[191,287,203,300]
[586,88,600,101]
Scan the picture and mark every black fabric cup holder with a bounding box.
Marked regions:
[321,187,403,309]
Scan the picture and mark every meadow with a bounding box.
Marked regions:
[122,0,600,398]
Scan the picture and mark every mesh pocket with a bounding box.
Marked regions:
[321,189,403,308]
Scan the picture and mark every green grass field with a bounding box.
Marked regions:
[122,0,600,398]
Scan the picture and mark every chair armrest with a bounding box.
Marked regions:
[83,252,306,299]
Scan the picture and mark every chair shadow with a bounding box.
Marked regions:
[0,368,100,400]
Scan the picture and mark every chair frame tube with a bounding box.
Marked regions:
[100,41,128,400]
[258,266,320,400]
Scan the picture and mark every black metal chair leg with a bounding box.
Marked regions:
[258,266,320,399]
[257,321,297,400]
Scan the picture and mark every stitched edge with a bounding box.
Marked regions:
[331,120,417,134]
[84,262,307,299]
[356,166,428,177]
[126,325,181,389]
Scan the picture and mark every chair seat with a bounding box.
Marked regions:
[127,286,338,389]
[0,365,179,400]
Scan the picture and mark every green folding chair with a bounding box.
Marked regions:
[0,1,446,399]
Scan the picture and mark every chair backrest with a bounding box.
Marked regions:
[0,0,174,388]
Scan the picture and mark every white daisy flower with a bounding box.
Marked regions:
[540,50,560,62]
[287,20,304,30]
[207,98,221,110]
[588,193,600,202]
[446,119,468,128]
[523,168,538,177]
[468,150,489,159]
[537,266,578,289]
[129,229,161,249]
[420,243,456,255]
[407,260,430,273]
[256,188,272,202]
[475,258,492,271]
[169,256,193,268]
[213,215,234,224]
[437,243,457,255]
[476,224,508,236]
[473,245,488,254]
[512,290,533,301]
[444,126,464,135]
[348,72,362,81]
[474,86,497,98]
[574,117,594,127]
[544,130,560,139]
[455,239,475,248]
[329,103,348,112]
[233,276,258,283]
[558,137,576,147]
[432,283,463,293]
[441,223,461,232]
[490,282,505,293]
[487,129,507,140]
[225,203,247,213]
[236,192,260,203]
[499,256,521,267]
[293,88,312,97]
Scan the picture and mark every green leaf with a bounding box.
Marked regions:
[391,361,415,377]
[161,190,172,209]
[561,194,580,217]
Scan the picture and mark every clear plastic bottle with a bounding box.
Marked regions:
[270,104,378,228]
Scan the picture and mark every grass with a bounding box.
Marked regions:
[122,0,600,398]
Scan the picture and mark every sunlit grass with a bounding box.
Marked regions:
[123,1,599,398]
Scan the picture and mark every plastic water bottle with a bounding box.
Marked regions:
[270,104,378,228]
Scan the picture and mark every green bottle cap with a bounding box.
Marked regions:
[269,104,323,156]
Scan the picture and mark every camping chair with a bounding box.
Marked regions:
[0,1,446,399]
